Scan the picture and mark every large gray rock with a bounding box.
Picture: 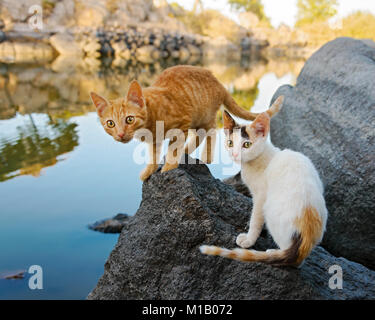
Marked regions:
[88,157,375,300]
[270,37,375,269]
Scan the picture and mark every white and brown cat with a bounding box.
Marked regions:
[200,97,328,267]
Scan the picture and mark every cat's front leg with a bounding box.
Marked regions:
[140,142,162,181]
[161,129,187,173]
[236,195,265,248]
[236,233,257,248]
[140,164,158,181]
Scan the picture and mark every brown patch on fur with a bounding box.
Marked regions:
[294,206,323,265]
[223,110,235,131]
[272,233,302,266]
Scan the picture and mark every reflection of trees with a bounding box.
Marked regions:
[0,56,302,123]
[0,116,78,181]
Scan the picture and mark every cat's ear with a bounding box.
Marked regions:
[223,111,236,132]
[90,92,108,116]
[250,112,270,137]
[127,80,144,108]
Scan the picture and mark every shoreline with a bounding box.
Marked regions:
[0,27,314,65]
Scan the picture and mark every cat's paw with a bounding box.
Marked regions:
[140,165,157,181]
[236,233,255,248]
[161,162,179,173]
[140,169,152,181]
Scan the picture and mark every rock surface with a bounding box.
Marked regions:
[88,157,375,300]
[270,38,375,269]
[223,172,251,197]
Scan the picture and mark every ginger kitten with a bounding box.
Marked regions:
[200,97,328,267]
[90,65,281,181]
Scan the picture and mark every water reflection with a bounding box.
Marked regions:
[0,57,303,181]
[0,56,303,118]
[0,115,78,182]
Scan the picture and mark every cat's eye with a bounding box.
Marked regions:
[126,116,135,124]
[227,140,233,148]
[106,120,115,128]
[243,141,251,148]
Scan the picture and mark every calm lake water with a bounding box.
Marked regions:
[0,57,299,299]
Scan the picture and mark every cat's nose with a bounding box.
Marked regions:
[118,133,125,139]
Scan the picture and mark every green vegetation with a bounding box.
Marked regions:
[171,0,375,48]
[339,11,375,40]
[296,0,338,27]
[41,0,56,16]
[228,0,268,22]
[231,87,259,110]
[296,11,375,46]
[171,4,244,43]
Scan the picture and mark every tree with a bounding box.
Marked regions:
[228,0,268,22]
[192,0,203,14]
[296,0,338,27]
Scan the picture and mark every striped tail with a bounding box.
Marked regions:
[200,233,303,267]
[200,206,324,267]
[224,93,284,121]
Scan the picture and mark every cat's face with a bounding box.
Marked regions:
[90,80,147,143]
[223,111,270,163]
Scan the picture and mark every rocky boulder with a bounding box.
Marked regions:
[88,157,375,300]
[270,37,375,269]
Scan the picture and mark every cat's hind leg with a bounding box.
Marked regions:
[184,129,206,156]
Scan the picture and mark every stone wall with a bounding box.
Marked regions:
[0,0,268,65]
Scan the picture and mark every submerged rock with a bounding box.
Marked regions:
[89,213,130,234]
[88,156,375,300]
[270,37,375,269]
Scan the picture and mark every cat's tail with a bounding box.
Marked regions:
[200,232,310,267]
[266,95,284,118]
[223,93,284,120]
